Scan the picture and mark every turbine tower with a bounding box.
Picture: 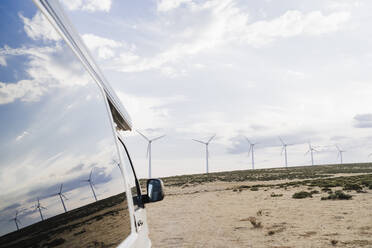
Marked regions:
[35,198,47,221]
[52,184,68,213]
[279,137,293,168]
[336,145,345,164]
[137,130,166,178]
[192,134,216,174]
[246,137,257,170]
[9,211,21,231]
[83,168,97,201]
[305,142,318,166]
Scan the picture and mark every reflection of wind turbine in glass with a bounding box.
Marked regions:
[51,184,68,213]
[9,211,21,231]
[246,137,258,170]
[137,130,166,178]
[83,168,97,202]
[34,198,47,221]
[192,134,216,174]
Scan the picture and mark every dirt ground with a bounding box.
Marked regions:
[146,180,372,248]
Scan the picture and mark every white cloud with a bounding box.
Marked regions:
[15,131,30,142]
[157,0,192,12]
[243,10,351,46]
[0,11,93,105]
[62,0,112,12]
[0,56,6,66]
[0,45,91,104]
[327,0,362,10]
[110,1,351,74]
[19,12,61,41]
[117,91,186,129]
[82,33,126,59]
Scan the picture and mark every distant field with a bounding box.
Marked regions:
[154,163,372,187]
[3,164,372,247]
[147,163,372,247]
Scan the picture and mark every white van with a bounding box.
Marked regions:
[0,1,163,247]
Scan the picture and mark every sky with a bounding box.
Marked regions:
[63,0,372,174]
[1,0,372,235]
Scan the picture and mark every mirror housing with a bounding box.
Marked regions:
[144,179,164,203]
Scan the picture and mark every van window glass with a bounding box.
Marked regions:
[0,2,132,247]
[117,137,142,208]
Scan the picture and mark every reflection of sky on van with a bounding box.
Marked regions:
[0,2,126,236]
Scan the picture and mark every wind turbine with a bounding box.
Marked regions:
[9,211,21,231]
[83,168,97,202]
[305,142,318,166]
[279,137,293,168]
[137,130,166,178]
[192,134,215,174]
[52,184,68,213]
[246,137,257,170]
[336,145,345,164]
[34,198,47,221]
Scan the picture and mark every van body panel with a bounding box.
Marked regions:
[0,1,152,247]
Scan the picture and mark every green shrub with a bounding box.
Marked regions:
[270,193,283,197]
[250,187,259,191]
[321,187,332,193]
[310,190,320,194]
[321,190,352,200]
[292,191,312,199]
[343,183,362,191]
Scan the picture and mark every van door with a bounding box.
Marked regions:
[116,132,151,248]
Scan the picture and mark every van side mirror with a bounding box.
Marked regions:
[145,179,164,203]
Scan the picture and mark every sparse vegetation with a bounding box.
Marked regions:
[343,183,362,191]
[158,163,372,188]
[321,191,352,200]
[247,217,262,228]
[310,190,320,194]
[292,191,312,199]
[331,239,338,246]
[270,193,283,197]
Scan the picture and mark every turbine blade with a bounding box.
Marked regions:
[151,134,166,142]
[192,139,206,144]
[279,136,284,145]
[89,168,94,180]
[207,134,216,143]
[61,194,68,200]
[245,137,252,145]
[248,145,252,156]
[59,184,63,193]
[281,146,284,155]
[136,130,149,141]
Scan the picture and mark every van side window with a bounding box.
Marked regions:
[117,137,143,208]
